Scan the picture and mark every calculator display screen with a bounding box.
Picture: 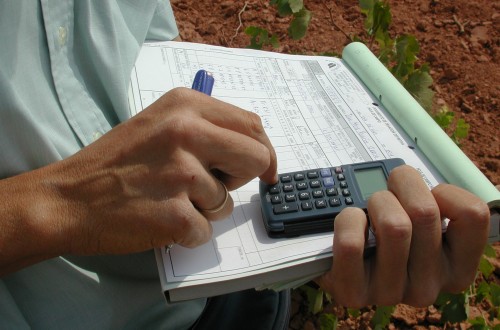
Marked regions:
[353,167,388,200]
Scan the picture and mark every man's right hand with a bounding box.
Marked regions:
[0,88,278,275]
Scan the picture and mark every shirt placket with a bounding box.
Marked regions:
[40,0,112,146]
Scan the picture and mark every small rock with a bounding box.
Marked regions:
[476,55,489,62]
[434,20,443,27]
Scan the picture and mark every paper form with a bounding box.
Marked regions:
[129,41,445,288]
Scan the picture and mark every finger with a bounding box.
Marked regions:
[163,197,214,248]
[197,179,234,221]
[173,154,234,220]
[367,190,412,306]
[433,184,490,292]
[188,90,278,184]
[388,165,443,306]
[316,207,369,307]
[183,119,275,191]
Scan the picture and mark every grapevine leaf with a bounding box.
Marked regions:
[453,118,470,141]
[371,305,395,329]
[301,285,324,314]
[475,281,490,303]
[490,283,500,307]
[483,243,496,258]
[393,35,420,79]
[371,1,391,37]
[244,26,280,50]
[288,0,304,13]
[433,107,453,130]
[319,313,338,330]
[271,0,293,16]
[404,68,435,112]
[347,308,360,318]
[288,8,311,40]
[436,292,468,324]
[468,316,488,330]
[479,256,495,278]
[359,0,375,30]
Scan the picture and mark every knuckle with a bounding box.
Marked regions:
[376,215,412,243]
[406,202,439,227]
[165,87,192,103]
[244,111,265,136]
[466,200,490,228]
[334,236,365,259]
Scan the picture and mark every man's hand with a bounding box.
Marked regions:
[316,165,490,307]
[0,88,277,274]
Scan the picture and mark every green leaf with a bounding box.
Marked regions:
[475,281,490,303]
[490,283,500,307]
[468,316,488,330]
[483,243,496,258]
[479,256,495,278]
[436,292,469,324]
[347,308,360,318]
[393,35,420,79]
[433,109,454,130]
[288,8,311,40]
[288,0,304,13]
[371,1,391,37]
[301,285,324,314]
[404,68,435,112]
[319,313,338,330]
[244,26,279,50]
[371,305,395,329]
[271,0,293,16]
[453,118,470,140]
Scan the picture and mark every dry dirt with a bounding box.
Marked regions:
[171,0,499,328]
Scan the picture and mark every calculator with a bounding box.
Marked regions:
[259,158,405,238]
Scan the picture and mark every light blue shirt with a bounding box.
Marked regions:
[0,1,205,328]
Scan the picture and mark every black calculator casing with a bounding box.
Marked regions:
[259,158,405,238]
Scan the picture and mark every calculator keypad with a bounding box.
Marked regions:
[266,167,352,215]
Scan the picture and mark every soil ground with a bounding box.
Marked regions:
[170,0,499,328]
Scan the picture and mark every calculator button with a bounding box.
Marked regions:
[269,186,280,194]
[301,201,313,210]
[309,180,321,188]
[340,181,348,189]
[283,184,294,192]
[337,173,345,181]
[294,173,305,181]
[342,189,351,196]
[326,188,338,196]
[271,195,282,204]
[280,175,292,183]
[329,198,341,207]
[273,203,299,214]
[334,166,343,174]
[296,182,308,190]
[307,171,319,179]
[315,200,327,208]
[323,177,335,187]
[312,190,324,198]
[298,192,310,200]
[345,197,354,205]
[320,168,332,177]
[285,194,296,202]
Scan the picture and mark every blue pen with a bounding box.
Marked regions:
[191,69,214,96]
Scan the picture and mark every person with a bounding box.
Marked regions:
[0,1,490,329]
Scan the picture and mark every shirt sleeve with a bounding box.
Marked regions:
[146,0,180,41]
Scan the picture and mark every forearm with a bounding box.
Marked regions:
[0,165,73,276]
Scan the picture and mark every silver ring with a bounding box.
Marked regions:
[200,180,229,214]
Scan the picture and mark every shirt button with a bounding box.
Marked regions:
[92,132,103,141]
[58,26,67,46]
